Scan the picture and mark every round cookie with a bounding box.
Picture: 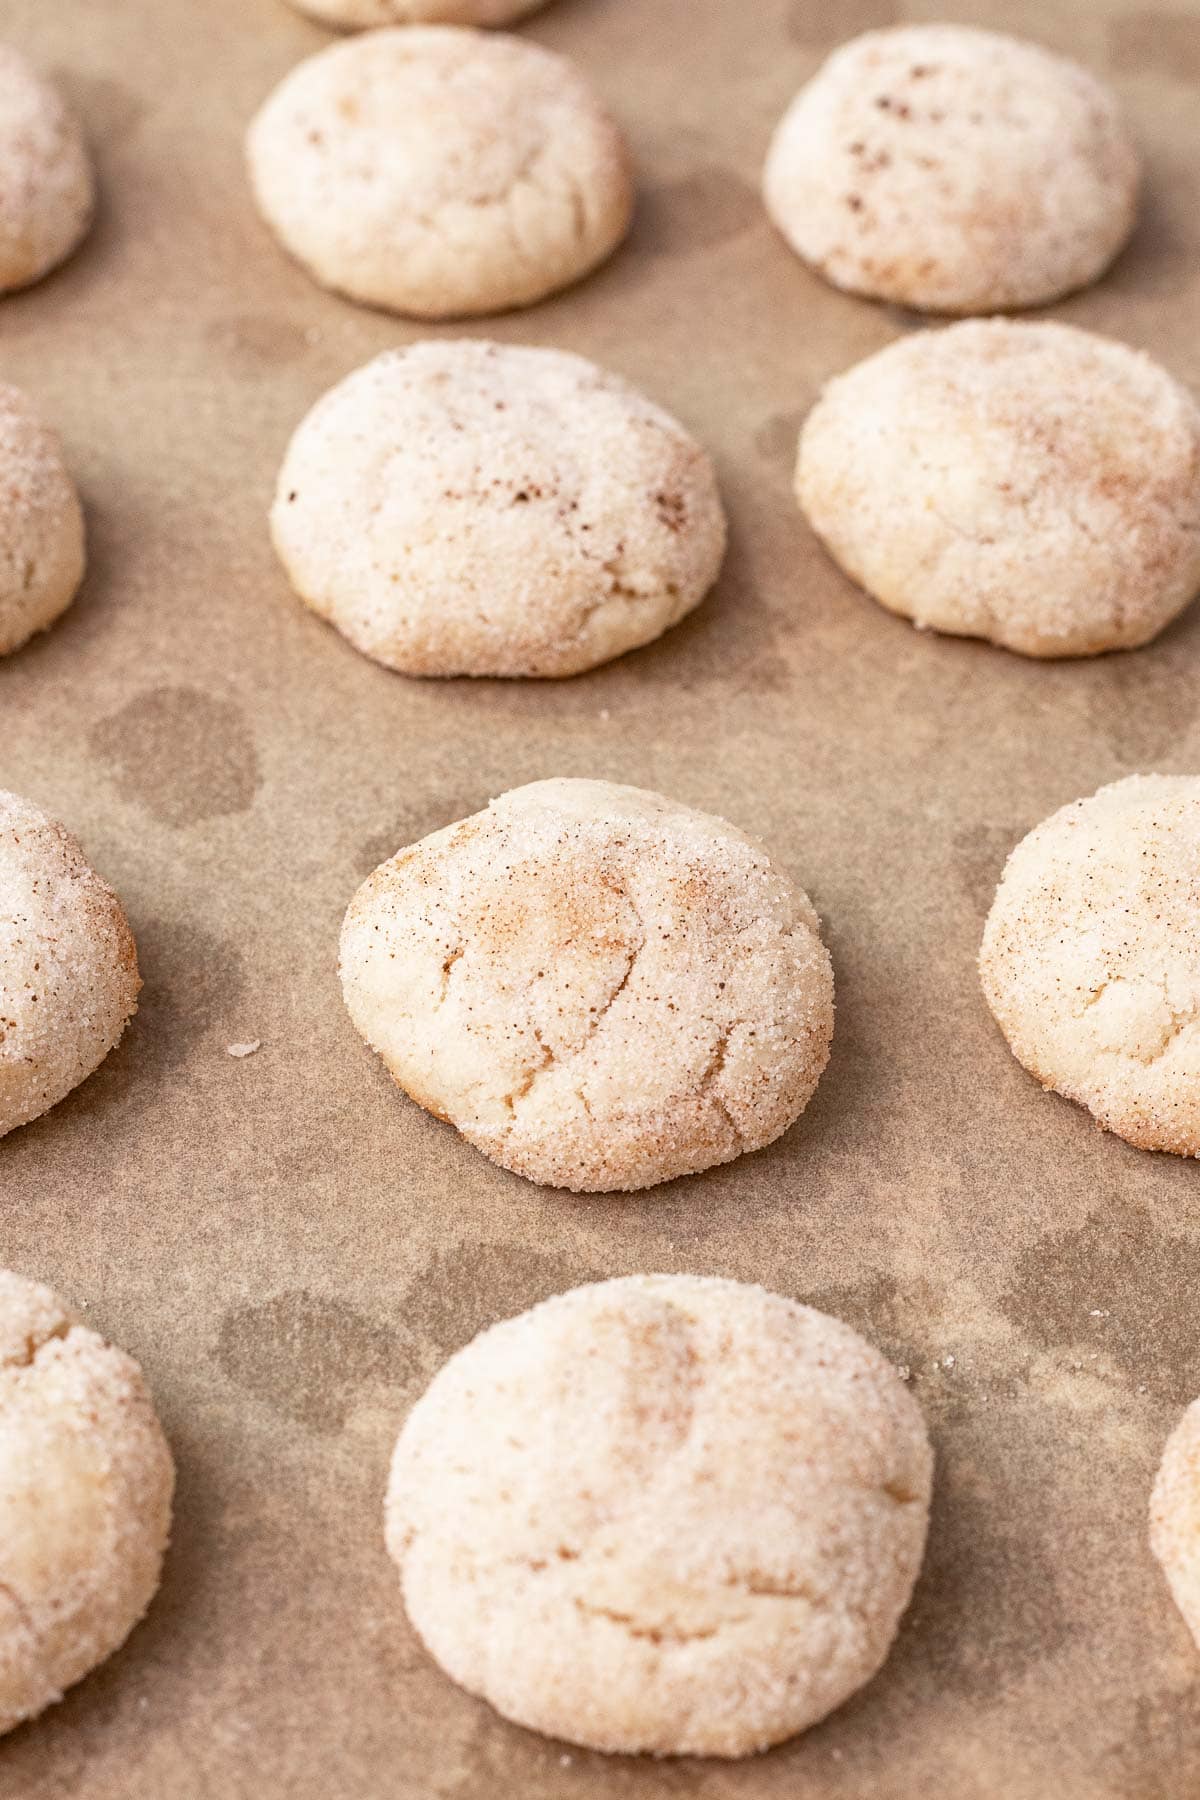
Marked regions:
[0,383,86,657]
[763,25,1138,314]
[272,341,726,679]
[0,45,94,294]
[340,779,834,1191]
[980,775,1200,1155]
[796,321,1200,658]
[386,1274,932,1757]
[0,791,140,1138]
[1152,1397,1200,1650]
[284,0,549,27]
[0,1270,174,1734]
[246,27,632,318]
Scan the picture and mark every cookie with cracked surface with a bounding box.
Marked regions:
[284,0,550,27]
[796,320,1200,658]
[385,1274,932,1756]
[0,383,86,657]
[271,341,726,678]
[1152,1396,1200,1650]
[246,27,632,318]
[0,1270,174,1735]
[339,779,834,1191]
[763,25,1138,314]
[0,790,140,1138]
[980,775,1200,1155]
[0,45,93,295]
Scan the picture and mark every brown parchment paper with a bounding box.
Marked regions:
[3,0,1200,1793]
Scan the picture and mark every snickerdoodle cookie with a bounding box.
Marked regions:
[272,341,725,678]
[0,383,85,657]
[0,791,139,1138]
[385,1274,932,1756]
[797,321,1200,657]
[247,27,632,317]
[980,775,1200,1155]
[340,780,834,1190]
[0,1270,173,1734]
[763,25,1138,313]
[0,45,93,294]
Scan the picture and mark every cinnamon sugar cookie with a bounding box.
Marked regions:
[0,45,93,294]
[386,1275,932,1755]
[0,383,85,657]
[764,25,1138,314]
[340,780,834,1191]
[247,27,632,318]
[0,1270,173,1734]
[272,341,725,678]
[980,775,1200,1155]
[0,791,139,1138]
[797,321,1200,657]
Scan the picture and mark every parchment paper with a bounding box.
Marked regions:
[3,0,1200,1793]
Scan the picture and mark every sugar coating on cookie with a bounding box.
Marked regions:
[246,27,632,319]
[272,342,726,679]
[340,779,834,1191]
[0,383,86,657]
[0,45,93,295]
[980,775,1200,1156]
[0,1270,174,1735]
[0,791,140,1138]
[386,1274,932,1756]
[763,25,1138,314]
[1152,1397,1200,1650]
[797,321,1200,658]
[284,0,548,27]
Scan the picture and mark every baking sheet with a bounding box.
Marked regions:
[3,0,1200,1793]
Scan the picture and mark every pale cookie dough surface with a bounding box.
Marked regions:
[0,790,140,1138]
[763,25,1139,314]
[284,0,548,28]
[796,320,1200,658]
[980,775,1200,1156]
[340,779,834,1191]
[272,341,726,679]
[0,382,86,657]
[1152,1397,1200,1651]
[246,27,632,318]
[0,45,93,294]
[386,1274,933,1757]
[0,1270,174,1735]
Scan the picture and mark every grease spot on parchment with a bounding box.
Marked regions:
[1109,13,1200,82]
[1085,652,1200,766]
[902,1476,1072,1695]
[753,408,805,469]
[951,821,1026,916]
[402,1243,605,1357]
[217,1292,398,1433]
[207,315,309,368]
[639,167,758,258]
[90,687,259,826]
[59,74,147,150]
[1001,1203,1200,1405]
[786,0,897,46]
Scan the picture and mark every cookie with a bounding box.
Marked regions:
[796,320,1200,658]
[0,1270,174,1735]
[0,791,140,1138]
[386,1274,932,1757]
[340,779,834,1191]
[272,341,726,678]
[246,27,632,318]
[0,45,94,294]
[284,0,549,28]
[980,775,1200,1156]
[0,383,86,657]
[1152,1397,1200,1651]
[763,25,1138,314]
